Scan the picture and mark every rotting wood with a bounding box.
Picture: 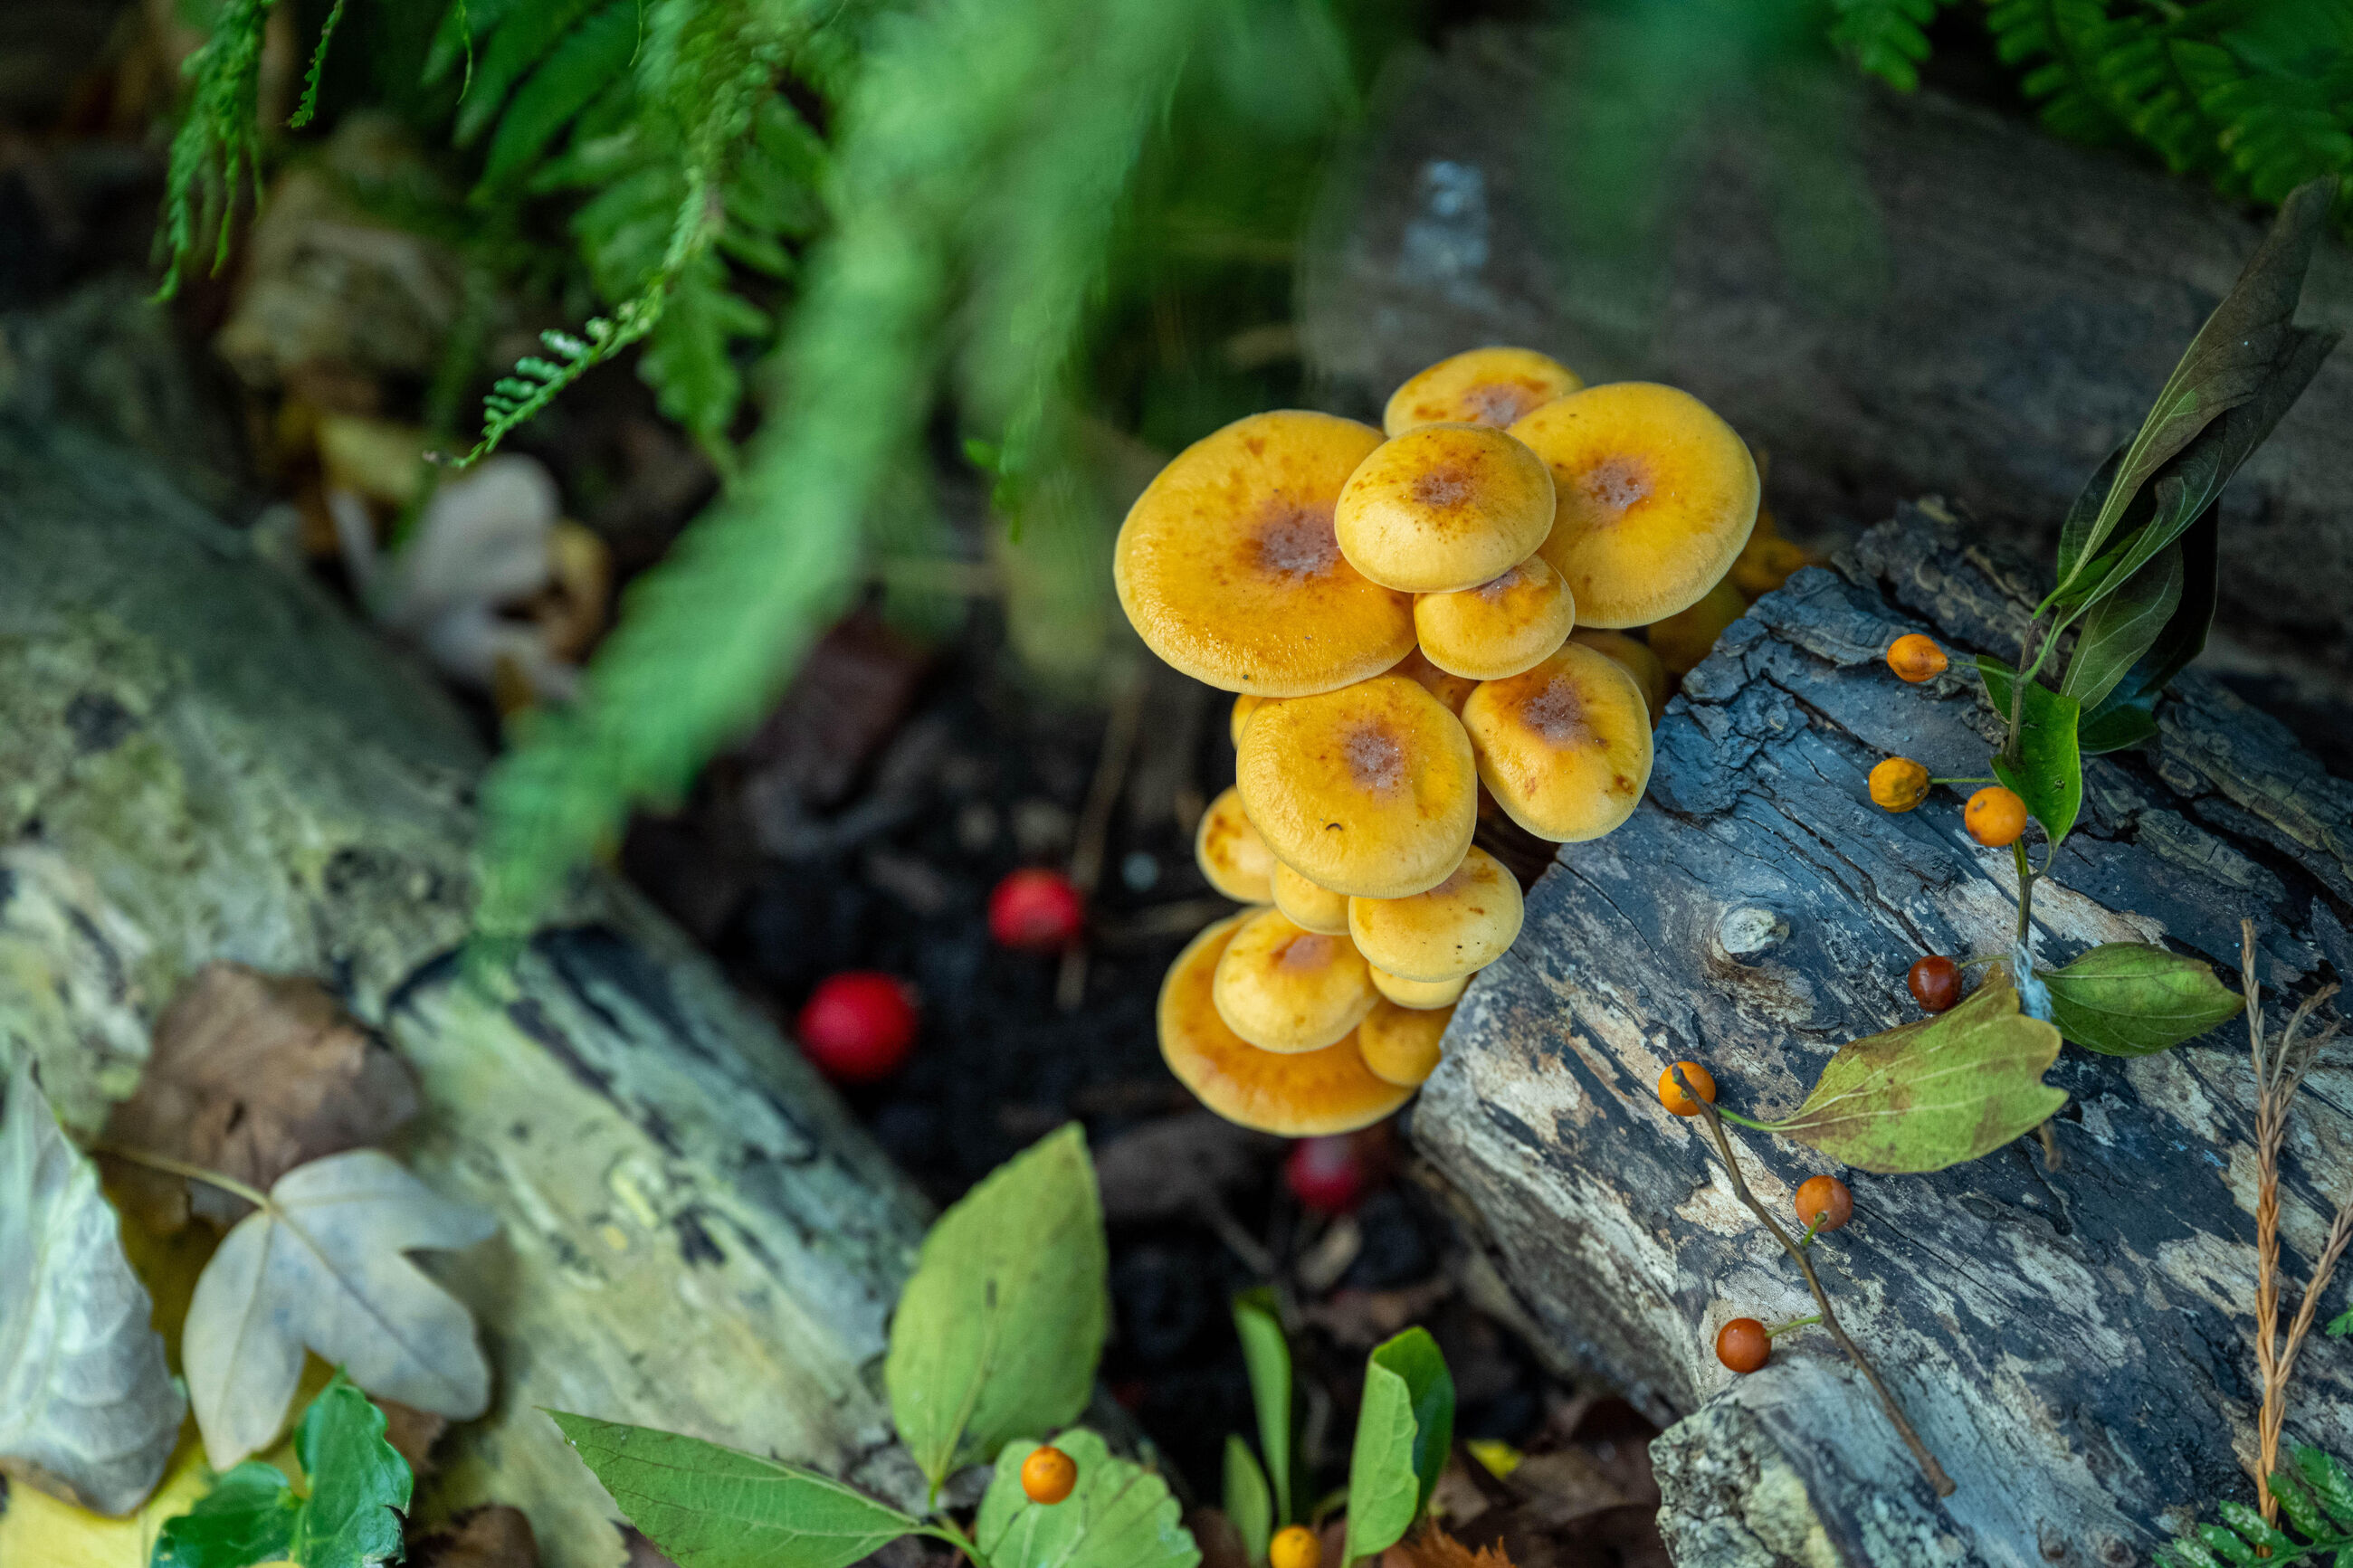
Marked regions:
[0,415,929,1567]
[1416,504,2353,1565]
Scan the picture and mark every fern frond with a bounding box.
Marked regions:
[289,0,349,128]
[451,302,662,466]
[473,0,1218,937]
[155,0,277,299]
[1828,0,1953,92]
[2157,1446,2353,1567]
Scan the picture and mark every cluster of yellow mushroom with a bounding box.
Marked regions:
[1117,347,1774,1136]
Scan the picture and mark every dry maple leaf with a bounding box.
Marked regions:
[105,963,419,1231]
[183,1147,496,1470]
[0,1060,184,1516]
[1383,1527,1518,1568]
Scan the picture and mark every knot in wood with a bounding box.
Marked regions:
[1716,905,1789,960]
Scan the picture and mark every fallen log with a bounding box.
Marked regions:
[1415,505,2353,1565]
[1300,25,2353,678]
[0,413,929,1565]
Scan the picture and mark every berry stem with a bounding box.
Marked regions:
[1766,1313,1823,1337]
[1712,1107,1772,1132]
[1669,1066,1956,1497]
[1797,1214,1824,1249]
[920,1519,983,1564]
[1928,776,1994,785]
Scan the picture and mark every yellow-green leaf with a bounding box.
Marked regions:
[1761,975,2065,1173]
[976,1430,1200,1568]
[2042,943,2242,1057]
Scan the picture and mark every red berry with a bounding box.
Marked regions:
[1716,1317,1770,1374]
[1285,1135,1371,1214]
[988,869,1085,951]
[795,972,918,1084]
[1908,955,1961,1013]
[1794,1174,1853,1232]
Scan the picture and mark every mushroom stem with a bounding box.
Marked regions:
[1669,1066,1957,1498]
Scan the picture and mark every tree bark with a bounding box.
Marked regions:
[0,414,929,1565]
[1300,24,2353,679]
[1414,504,2353,1565]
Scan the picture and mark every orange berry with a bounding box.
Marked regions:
[1658,1061,1716,1116]
[1886,633,1948,683]
[1270,1525,1320,1568]
[1716,1317,1770,1373]
[1021,1444,1077,1506]
[1794,1174,1853,1231]
[1869,756,1930,813]
[1966,785,2029,847]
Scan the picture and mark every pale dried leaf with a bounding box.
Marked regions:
[183,1148,497,1470]
[105,964,419,1232]
[0,1061,184,1516]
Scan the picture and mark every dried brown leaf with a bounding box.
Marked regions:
[105,964,418,1231]
[405,1504,541,1567]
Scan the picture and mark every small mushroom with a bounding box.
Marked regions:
[1413,555,1576,680]
[1462,642,1654,841]
[1195,786,1276,904]
[1115,411,1414,695]
[1358,1000,1455,1088]
[1646,576,1748,676]
[1272,862,1352,936]
[1334,423,1556,594]
[1389,645,1476,715]
[1567,628,1669,724]
[1384,347,1582,436]
[1158,915,1414,1136]
[1347,846,1523,982]
[1236,674,1478,898]
[1510,383,1759,628]
[1370,965,1469,1010]
[1211,908,1380,1053]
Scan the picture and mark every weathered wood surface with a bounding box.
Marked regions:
[1300,25,2353,675]
[1418,506,2353,1565]
[0,414,929,1564]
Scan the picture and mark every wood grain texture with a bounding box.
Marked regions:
[0,417,928,1564]
[1300,25,2353,676]
[1415,504,2353,1565]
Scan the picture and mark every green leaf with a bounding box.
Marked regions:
[975,1430,1201,1568]
[1759,974,2066,1173]
[2077,698,2160,756]
[481,0,638,186]
[2040,943,2243,1056]
[154,1463,299,1568]
[2050,176,2336,602]
[2271,1468,2332,1544]
[2329,1307,2353,1339]
[2198,1520,2259,1563]
[2055,442,2132,594]
[885,1125,1109,1487]
[156,1376,413,1568]
[1223,1436,1272,1568]
[2297,1446,2353,1530]
[287,1377,413,1567]
[641,251,770,451]
[2218,1500,2295,1555]
[1377,1329,1453,1517]
[2062,544,2183,712]
[1977,657,2084,847]
[1232,1288,1292,1524]
[1343,1365,1418,1563]
[547,1411,918,1568]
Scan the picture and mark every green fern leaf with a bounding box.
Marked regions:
[1828,0,1949,92]
[155,0,276,299]
[289,0,349,128]
[481,0,641,185]
[639,250,769,453]
[455,0,597,145]
[2163,1446,2353,1566]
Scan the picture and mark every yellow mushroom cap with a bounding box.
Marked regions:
[1196,786,1276,904]
[1370,965,1469,1010]
[1159,914,1414,1136]
[1115,411,1414,695]
[1389,645,1476,716]
[1358,1000,1454,1087]
[1272,862,1351,936]
[1413,556,1576,681]
[1212,907,1380,1053]
[1237,674,1478,898]
[1510,383,1759,629]
[1384,347,1583,436]
[1348,846,1524,982]
[1230,694,1271,749]
[1462,642,1654,842]
[1646,576,1748,677]
[1567,628,1669,725]
[1334,424,1556,594]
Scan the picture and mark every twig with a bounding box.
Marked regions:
[1056,664,1147,1012]
[2242,918,2347,1523]
[1672,1067,1957,1497]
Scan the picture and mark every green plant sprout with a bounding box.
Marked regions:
[152,1374,414,1568]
